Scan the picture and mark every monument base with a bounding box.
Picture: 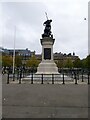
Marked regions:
[36,60,59,74]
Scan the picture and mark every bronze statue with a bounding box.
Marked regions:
[42,13,53,38]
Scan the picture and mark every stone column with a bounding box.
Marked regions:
[40,37,55,61]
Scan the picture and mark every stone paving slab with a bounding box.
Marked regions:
[2,74,89,118]
[2,84,88,118]
[3,106,88,118]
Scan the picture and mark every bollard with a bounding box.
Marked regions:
[71,72,73,79]
[75,78,77,84]
[78,74,79,80]
[62,73,65,84]
[75,73,77,84]
[7,71,9,84]
[88,73,90,84]
[19,71,22,84]
[17,70,19,80]
[31,73,33,84]
[41,74,43,84]
[22,70,24,78]
[52,74,54,84]
[82,72,84,82]
[13,73,15,81]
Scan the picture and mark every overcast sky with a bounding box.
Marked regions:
[0,0,89,59]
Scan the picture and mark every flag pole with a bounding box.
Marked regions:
[13,26,16,81]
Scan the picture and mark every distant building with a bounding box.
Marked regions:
[2,47,79,66]
[35,52,79,63]
[8,48,35,65]
[53,52,78,62]
[2,48,35,57]
[2,47,35,65]
[8,48,34,58]
[0,47,9,55]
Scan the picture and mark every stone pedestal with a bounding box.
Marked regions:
[36,37,59,74]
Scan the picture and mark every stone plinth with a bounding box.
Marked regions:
[40,37,55,61]
[36,60,59,74]
[36,37,59,74]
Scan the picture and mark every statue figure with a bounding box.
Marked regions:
[42,13,53,38]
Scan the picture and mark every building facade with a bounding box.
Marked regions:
[1,47,79,67]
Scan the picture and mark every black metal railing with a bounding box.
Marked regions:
[1,67,89,85]
[6,69,90,85]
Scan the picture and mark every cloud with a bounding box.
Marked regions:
[1,0,89,59]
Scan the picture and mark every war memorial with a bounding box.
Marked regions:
[23,17,73,82]
[1,17,89,119]
[36,18,59,74]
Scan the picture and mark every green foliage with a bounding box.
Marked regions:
[80,55,90,69]
[0,56,2,66]
[65,58,73,68]
[2,55,13,67]
[73,58,82,68]
[86,55,90,68]
[15,56,22,67]
[2,55,22,67]
[57,60,61,68]
[26,56,40,67]
[81,59,87,68]
[56,60,64,68]
[55,59,73,68]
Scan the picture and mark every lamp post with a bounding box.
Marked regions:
[13,26,16,81]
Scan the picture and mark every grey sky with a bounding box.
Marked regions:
[0,0,89,59]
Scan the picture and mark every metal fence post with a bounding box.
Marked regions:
[22,68,25,78]
[75,73,77,84]
[82,71,84,82]
[7,71,9,84]
[78,74,79,80]
[41,74,43,84]
[12,67,15,81]
[31,73,33,84]
[71,72,73,79]
[17,69,19,80]
[62,73,65,84]
[19,70,22,84]
[88,73,90,84]
[52,74,54,84]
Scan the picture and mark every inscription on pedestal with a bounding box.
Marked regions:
[44,48,51,60]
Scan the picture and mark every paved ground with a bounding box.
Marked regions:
[2,74,88,118]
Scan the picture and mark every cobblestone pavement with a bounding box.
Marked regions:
[2,74,88,118]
